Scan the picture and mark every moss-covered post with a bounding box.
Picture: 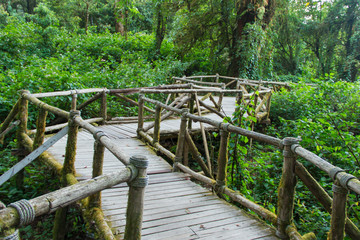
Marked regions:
[265,93,272,121]
[137,94,144,138]
[89,140,105,208]
[124,155,149,240]
[216,130,229,192]
[101,90,107,125]
[276,137,299,239]
[173,109,188,172]
[33,108,48,150]
[153,105,161,144]
[53,110,80,240]
[328,181,348,240]
[183,143,189,166]
[16,90,29,190]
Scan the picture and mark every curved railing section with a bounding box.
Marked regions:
[0,76,358,240]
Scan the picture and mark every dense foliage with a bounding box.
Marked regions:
[0,0,359,239]
[226,81,360,237]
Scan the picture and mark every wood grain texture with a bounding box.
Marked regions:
[46,95,278,239]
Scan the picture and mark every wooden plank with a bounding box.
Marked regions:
[113,207,242,234]
[103,199,223,219]
[200,225,275,240]
[141,227,195,240]
[44,95,278,240]
[109,202,226,223]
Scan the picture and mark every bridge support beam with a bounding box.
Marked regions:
[15,90,29,190]
[124,155,149,240]
[137,95,144,139]
[277,137,299,239]
[329,182,348,240]
[153,105,162,144]
[53,110,80,240]
[216,130,229,191]
[174,109,188,172]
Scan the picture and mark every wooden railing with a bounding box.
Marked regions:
[0,89,150,240]
[1,76,357,239]
[137,92,360,240]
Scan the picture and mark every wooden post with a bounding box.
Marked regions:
[217,83,225,110]
[153,105,161,144]
[53,110,80,240]
[183,143,189,166]
[101,90,107,125]
[188,94,195,130]
[124,155,149,240]
[216,130,229,189]
[173,109,188,172]
[265,92,272,121]
[329,182,348,240]
[295,161,360,239]
[16,90,28,190]
[215,73,219,83]
[33,108,48,151]
[137,94,144,138]
[71,92,77,110]
[194,93,212,176]
[276,137,299,239]
[89,140,105,208]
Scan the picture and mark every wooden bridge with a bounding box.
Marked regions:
[0,76,359,240]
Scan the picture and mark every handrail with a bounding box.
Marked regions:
[21,91,70,119]
[141,96,282,147]
[0,88,151,240]
[1,78,356,240]
[31,88,107,98]
[186,75,291,86]
[138,92,359,240]
[140,88,242,94]
[73,114,130,165]
[293,146,360,195]
[0,167,132,229]
[173,77,225,87]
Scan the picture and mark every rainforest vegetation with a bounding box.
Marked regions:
[0,0,359,238]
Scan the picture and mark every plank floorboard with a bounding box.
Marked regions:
[46,95,277,239]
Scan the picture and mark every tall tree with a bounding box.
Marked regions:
[228,0,276,76]
[173,0,276,77]
[153,0,178,56]
[329,0,360,81]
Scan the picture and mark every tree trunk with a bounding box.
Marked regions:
[227,0,276,77]
[27,0,36,14]
[342,0,358,82]
[85,2,89,33]
[115,0,125,36]
[228,0,257,77]
[154,2,166,56]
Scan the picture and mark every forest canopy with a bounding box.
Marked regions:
[0,0,359,83]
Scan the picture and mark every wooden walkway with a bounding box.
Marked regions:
[47,96,279,239]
